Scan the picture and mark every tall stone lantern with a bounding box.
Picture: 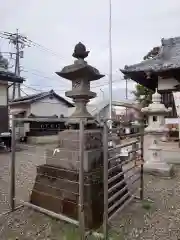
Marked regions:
[141,89,173,177]
[31,43,105,229]
[57,42,104,126]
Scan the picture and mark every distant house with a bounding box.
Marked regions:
[119,108,140,122]
[67,99,141,124]
[68,100,116,122]
[9,90,74,143]
[0,52,24,134]
[88,100,117,122]
[10,89,74,118]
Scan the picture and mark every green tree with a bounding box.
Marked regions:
[132,84,153,107]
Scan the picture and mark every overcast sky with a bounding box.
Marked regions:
[1,0,180,102]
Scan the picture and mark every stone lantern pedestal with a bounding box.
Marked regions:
[142,89,173,177]
[30,43,105,229]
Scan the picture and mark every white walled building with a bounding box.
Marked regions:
[9,90,74,141]
[10,89,74,118]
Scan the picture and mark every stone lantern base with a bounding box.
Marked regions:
[30,129,104,229]
[161,135,168,142]
[144,141,174,177]
[144,161,174,177]
[30,164,104,229]
[30,128,128,229]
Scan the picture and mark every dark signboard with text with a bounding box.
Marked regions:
[27,121,66,136]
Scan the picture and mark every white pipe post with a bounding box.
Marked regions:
[108,0,112,128]
[108,0,113,148]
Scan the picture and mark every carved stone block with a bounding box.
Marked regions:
[46,148,102,172]
[30,164,104,229]
[58,129,102,150]
[44,129,103,172]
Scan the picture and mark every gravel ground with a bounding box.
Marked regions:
[110,167,180,240]
[0,144,48,214]
[1,143,180,239]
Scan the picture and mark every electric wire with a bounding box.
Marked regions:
[0,30,133,102]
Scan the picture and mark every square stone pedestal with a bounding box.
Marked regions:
[30,129,104,229]
[31,164,104,229]
[144,162,174,177]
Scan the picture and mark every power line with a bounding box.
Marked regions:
[26,39,63,58]
[22,69,66,84]
[23,67,57,76]
[0,31,131,100]
[22,84,43,92]
[0,30,63,61]
[1,31,122,89]
[22,77,129,94]
[20,81,133,106]
[20,88,29,96]
[21,67,125,90]
[22,66,120,81]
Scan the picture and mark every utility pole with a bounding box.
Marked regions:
[13,29,21,99]
[0,30,32,99]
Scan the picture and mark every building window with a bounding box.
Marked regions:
[153,116,157,122]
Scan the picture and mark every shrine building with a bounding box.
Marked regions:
[121,36,180,119]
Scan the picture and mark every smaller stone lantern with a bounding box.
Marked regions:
[141,89,173,177]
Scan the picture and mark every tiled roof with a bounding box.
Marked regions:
[0,69,24,83]
[121,37,180,74]
[9,89,74,107]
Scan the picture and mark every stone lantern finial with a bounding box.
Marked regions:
[72,42,90,60]
[152,88,161,103]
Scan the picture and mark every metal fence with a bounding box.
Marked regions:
[0,117,87,237]
[0,115,144,240]
[0,150,12,217]
[103,119,144,239]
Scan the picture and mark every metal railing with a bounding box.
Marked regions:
[1,117,87,239]
[0,114,145,240]
[103,119,144,239]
